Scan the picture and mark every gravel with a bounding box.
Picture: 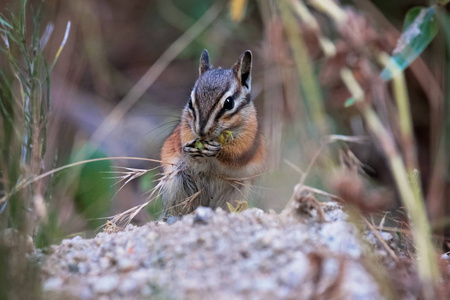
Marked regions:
[40,203,394,299]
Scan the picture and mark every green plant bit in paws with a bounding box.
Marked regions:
[195,140,205,149]
[218,131,234,145]
[227,200,248,213]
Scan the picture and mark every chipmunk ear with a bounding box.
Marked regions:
[233,50,252,90]
[199,49,210,76]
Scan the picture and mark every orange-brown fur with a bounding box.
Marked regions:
[159,50,265,217]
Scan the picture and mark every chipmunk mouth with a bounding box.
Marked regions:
[195,130,234,146]
[196,127,233,142]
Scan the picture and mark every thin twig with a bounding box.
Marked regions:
[0,156,168,204]
[362,216,399,262]
[301,186,343,202]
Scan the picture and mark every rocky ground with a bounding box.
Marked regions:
[38,198,417,300]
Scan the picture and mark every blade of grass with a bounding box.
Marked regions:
[49,21,71,71]
[380,6,439,81]
[0,156,170,205]
[279,0,327,136]
[341,68,439,298]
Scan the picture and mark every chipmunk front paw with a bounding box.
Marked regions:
[183,139,221,158]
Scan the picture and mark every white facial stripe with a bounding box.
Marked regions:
[190,91,200,134]
[202,81,239,135]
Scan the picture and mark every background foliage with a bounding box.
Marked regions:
[0,0,449,298]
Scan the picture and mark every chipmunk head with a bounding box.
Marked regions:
[184,49,254,140]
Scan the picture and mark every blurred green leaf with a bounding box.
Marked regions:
[381,6,439,81]
[139,171,163,220]
[71,144,114,228]
[344,97,356,107]
[139,171,155,191]
[35,210,66,248]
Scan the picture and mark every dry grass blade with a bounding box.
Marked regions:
[326,135,370,144]
[0,156,167,205]
[102,220,122,234]
[363,216,399,263]
[106,172,177,228]
[341,66,439,294]
[108,189,162,229]
[106,166,160,199]
[107,167,152,183]
[283,159,305,175]
[339,148,370,176]
[379,212,389,229]
[297,134,366,190]
[172,190,202,214]
[50,21,71,70]
[301,186,343,202]
[216,171,270,182]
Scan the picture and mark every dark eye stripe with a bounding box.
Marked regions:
[225,101,247,119]
[188,97,197,120]
[226,94,251,118]
[216,90,242,120]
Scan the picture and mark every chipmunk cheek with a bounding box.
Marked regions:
[232,114,243,127]
[221,114,242,132]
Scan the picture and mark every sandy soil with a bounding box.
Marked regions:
[38,199,413,300]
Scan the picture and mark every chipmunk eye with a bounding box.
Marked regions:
[188,97,193,110]
[223,97,234,110]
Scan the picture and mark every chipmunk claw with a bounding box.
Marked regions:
[202,140,221,152]
[183,139,221,158]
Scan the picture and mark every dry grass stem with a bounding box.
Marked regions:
[363,216,399,263]
[0,157,167,205]
[106,166,160,199]
[341,64,439,295]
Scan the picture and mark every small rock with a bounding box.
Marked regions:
[118,258,138,272]
[147,231,158,242]
[166,214,183,225]
[215,207,226,215]
[248,208,265,217]
[119,278,138,293]
[380,232,393,242]
[125,224,136,231]
[78,262,88,274]
[43,277,63,291]
[193,206,213,225]
[99,257,111,270]
[93,274,119,294]
[68,264,79,273]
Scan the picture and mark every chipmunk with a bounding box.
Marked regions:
[160,50,265,217]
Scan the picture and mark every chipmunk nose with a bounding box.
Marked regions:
[199,128,206,138]
[198,119,207,138]
[199,128,215,140]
